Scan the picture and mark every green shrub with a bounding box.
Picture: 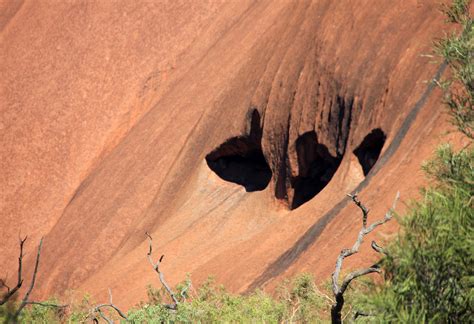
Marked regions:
[127,274,333,323]
[362,145,473,323]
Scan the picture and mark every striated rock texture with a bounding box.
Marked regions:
[1,0,456,307]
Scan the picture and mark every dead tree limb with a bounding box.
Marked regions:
[1,237,67,323]
[145,232,179,310]
[0,236,27,305]
[89,288,128,324]
[331,192,399,324]
[353,310,372,320]
[24,301,67,308]
[371,241,388,256]
[12,238,43,321]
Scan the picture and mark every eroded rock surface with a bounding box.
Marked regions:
[1,0,453,307]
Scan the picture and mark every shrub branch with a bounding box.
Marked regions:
[89,289,128,324]
[145,232,179,310]
[331,192,399,323]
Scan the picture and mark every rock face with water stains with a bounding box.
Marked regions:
[1,0,456,306]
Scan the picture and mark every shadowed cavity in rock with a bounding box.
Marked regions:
[353,128,386,176]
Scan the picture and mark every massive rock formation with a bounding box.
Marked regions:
[1,0,455,307]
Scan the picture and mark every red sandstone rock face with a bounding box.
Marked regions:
[1,0,456,307]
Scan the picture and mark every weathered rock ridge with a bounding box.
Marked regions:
[1,0,454,306]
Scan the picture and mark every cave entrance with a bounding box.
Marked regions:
[353,128,386,176]
[205,110,271,192]
[291,131,342,209]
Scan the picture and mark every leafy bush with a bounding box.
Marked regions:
[361,145,473,322]
[128,276,285,323]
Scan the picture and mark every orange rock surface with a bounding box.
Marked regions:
[1,0,458,307]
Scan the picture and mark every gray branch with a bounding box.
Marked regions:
[331,192,399,324]
[371,241,388,256]
[340,267,381,295]
[90,289,128,323]
[1,236,66,323]
[145,232,179,309]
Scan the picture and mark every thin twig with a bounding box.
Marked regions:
[180,280,192,302]
[353,309,372,320]
[145,232,179,309]
[0,279,11,293]
[341,304,353,321]
[289,297,300,323]
[90,289,128,323]
[314,284,335,304]
[346,193,370,228]
[25,301,68,308]
[340,267,381,295]
[371,241,388,256]
[0,236,27,305]
[13,237,43,320]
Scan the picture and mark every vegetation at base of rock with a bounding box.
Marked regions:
[0,274,330,323]
[1,274,377,323]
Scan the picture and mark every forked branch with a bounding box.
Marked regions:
[89,289,128,324]
[145,232,179,310]
[1,237,67,323]
[331,192,399,324]
[0,236,27,305]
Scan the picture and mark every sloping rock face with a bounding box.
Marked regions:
[1,0,453,306]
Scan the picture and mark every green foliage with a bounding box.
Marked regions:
[16,302,65,324]
[363,145,474,323]
[440,0,471,23]
[0,298,66,324]
[128,274,332,323]
[276,273,329,323]
[422,143,474,189]
[129,276,284,323]
[434,0,473,139]
[65,294,96,323]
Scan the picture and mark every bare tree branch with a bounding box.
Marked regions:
[346,193,369,228]
[1,236,66,323]
[145,232,179,310]
[24,301,67,308]
[13,237,43,320]
[0,236,27,305]
[340,267,381,295]
[330,192,399,324]
[353,309,372,320]
[0,278,11,294]
[371,241,388,256]
[89,289,128,323]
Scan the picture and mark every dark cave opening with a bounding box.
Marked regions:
[291,131,342,209]
[205,110,272,192]
[353,128,386,176]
